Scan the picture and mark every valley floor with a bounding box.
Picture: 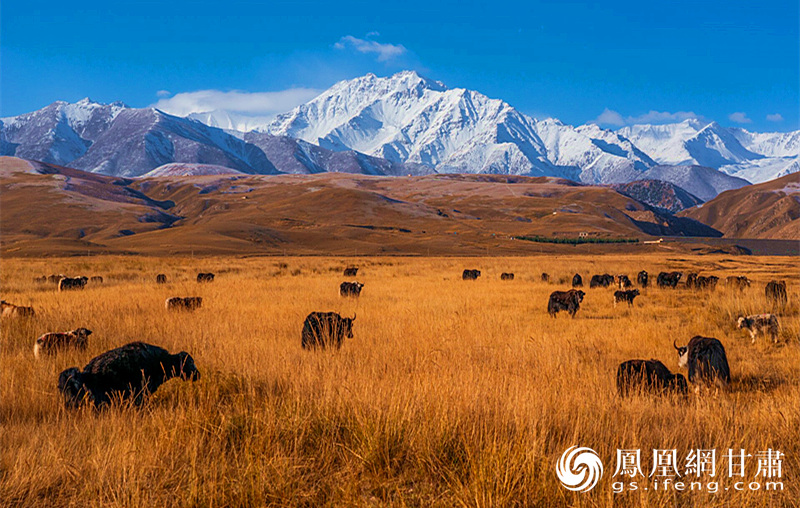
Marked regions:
[1,255,798,507]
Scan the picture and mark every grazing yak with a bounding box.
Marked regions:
[765,280,787,307]
[726,275,751,290]
[34,328,92,358]
[1,300,35,318]
[197,272,215,283]
[674,336,730,388]
[685,273,698,289]
[572,274,583,287]
[541,273,550,282]
[462,269,481,280]
[156,274,168,284]
[656,271,682,289]
[616,359,687,397]
[343,267,359,277]
[58,342,200,408]
[617,274,632,289]
[500,272,515,281]
[340,282,364,297]
[589,274,614,288]
[695,275,719,290]
[33,276,47,283]
[737,314,780,343]
[547,289,585,318]
[90,276,104,284]
[637,270,648,288]
[301,312,356,349]
[614,289,640,306]
[59,276,88,291]
[165,297,203,311]
[47,274,66,284]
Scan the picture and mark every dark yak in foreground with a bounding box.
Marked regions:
[637,270,648,288]
[674,336,730,388]
[547,289,585,318]
[462,269,481,280]
[616,359,687,397]
[340,282,364,297]
[301,312,356,349]
[58,342,200,408]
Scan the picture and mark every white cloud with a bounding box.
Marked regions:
[593,108,705,127]
[728,112,752,124]
[156,90,171,98]
[766,113,784,122]
[334,35,407,62]
[594,108,625,126]
[151,88,321,118]
[626,110,701,124]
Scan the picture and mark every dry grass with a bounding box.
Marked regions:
[1,254,798,507]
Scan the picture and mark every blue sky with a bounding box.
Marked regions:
[2,0,797,131]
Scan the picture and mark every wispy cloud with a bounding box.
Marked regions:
[728,111,752,124]
[334,34,407,62]
[594,108,625,126]
[766,113,784,122]
[593,108,704,127]
[152,88,321,118]
[626,110,701,124]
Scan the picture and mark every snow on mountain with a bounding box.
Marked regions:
[188,110,273,135]
[0,98,125,165]
[69,108,278,177]
[637,165,750,201]
[142,163,247,177]
[264,71,653,184]
[243,132,432,176]
[3,73,797,191]
[619,120,799,183]
[729,128,800,157]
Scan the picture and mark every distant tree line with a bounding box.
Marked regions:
[515,235,639,245]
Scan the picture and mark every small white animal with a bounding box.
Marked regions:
[737,314,779,343]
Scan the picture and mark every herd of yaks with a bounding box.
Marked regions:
[0,266,792,408]
[461,267,790,396]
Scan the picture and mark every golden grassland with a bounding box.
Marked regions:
[1,254,798,507]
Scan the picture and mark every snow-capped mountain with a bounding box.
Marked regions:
[264,71,653,184]
[2,71,797,192]
[0,98,426,177]
[636,165,750,201]
[619,120,799,183]
[0,98,126,166]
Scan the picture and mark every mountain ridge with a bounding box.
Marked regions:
[2,71,797,193]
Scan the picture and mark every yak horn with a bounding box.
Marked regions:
[673,339,680,350]
[352,313,357,321]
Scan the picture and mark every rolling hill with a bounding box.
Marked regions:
[679,173,800,239]
[1,156,722,257]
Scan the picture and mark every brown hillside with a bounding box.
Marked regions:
[2,157,721,256]
[680,172,800,239]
